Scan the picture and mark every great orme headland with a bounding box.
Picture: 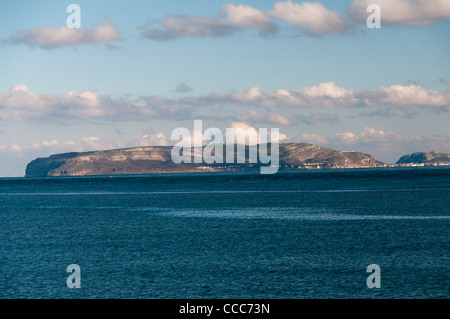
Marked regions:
[24,143,450,177]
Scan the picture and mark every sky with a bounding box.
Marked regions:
[0,0,449,176]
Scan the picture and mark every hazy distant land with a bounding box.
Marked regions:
[396,151,450,165]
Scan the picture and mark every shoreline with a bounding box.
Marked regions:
[0,164,446,179]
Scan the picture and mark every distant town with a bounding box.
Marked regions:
[198,161,450,171]
[391,162,450,168]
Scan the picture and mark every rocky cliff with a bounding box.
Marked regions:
[25,143,384,177]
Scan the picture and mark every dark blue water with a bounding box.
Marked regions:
[0,168,449,299]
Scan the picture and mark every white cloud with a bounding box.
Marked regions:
[189,82,450,110]
[270,130,288,143]
[0,85,192,121]
[301,82,355,100]
[236,110,293,126]
[358,127,404,143]
[296,133,329,145]
[1,83,449,122]
[62,90,102,108]
[9,21,122,48]
[138,133,169,147]
[332,131,359,144]
[193,82,360,107]
[348,0,450,26]
[370,85,450,107]
[220,4,274,31]
[228,121,288,144]
[299,82,359,106]
[0,85,57,120]
[332,127,405,144]
[1,137,106,154]
[269,1,348,36]
[228,122,261,145]
[9,144,23,152]
[80,136,99,142]
[0,133,170,158]
[139,3,274,40]
[138,1,350,40]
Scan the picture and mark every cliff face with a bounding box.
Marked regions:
[25,143,384,177]
[396,151,450,164]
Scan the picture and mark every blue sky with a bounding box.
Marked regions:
[0,0,449,176]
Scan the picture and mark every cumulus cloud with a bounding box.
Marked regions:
[227,121,262,145]
[269,1,348,36]
[225,122,288,145]
[1,136,114,155]
[296,133,329,145]
[191,82,353,107]
[294,127,425,147]
[0,85,57,120]
[330,127,411,145]
[139,3,274,40]
[332,131,360,144]
[8,21,122,49]
[170,121,288,150]
[2,83,449,122]
[236,110,293,126]
[128,133,169,148]
[0,133,170,155]
[368,85,450,107]
[355,85,450,117]
[331,128,435,147]
[0,85,191,121]
[187,82,450,111]
[190,82,360,107]
[138,1,350,40]
[348,0,450,27]
[359,127,405,143]
[137,0,450,40]
[220,3,275,31]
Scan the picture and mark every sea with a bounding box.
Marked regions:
[0,167,448,299]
